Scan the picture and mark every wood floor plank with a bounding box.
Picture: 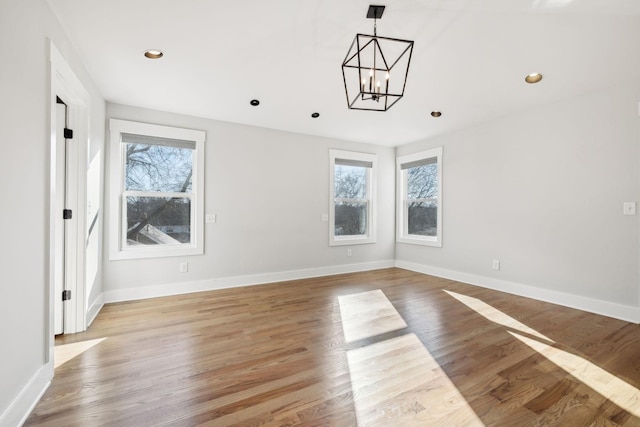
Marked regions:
[25,268,640,426]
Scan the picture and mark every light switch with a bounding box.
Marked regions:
[623,202,636,216]
[321,213,328,222]
[179,262,188,273]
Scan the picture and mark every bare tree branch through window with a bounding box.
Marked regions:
[124,141,194,245]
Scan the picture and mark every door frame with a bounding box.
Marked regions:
[48,41,90,362]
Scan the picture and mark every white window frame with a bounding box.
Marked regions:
[108,119,205,260]
[329,149,377,246]
[396,147,442,247]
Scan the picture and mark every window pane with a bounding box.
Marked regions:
[408,201,437,236]
[407,163,437,200]
[126,196,191,246]
[335,201,367,236]
[335,165,367,199]
[125,143,193,192]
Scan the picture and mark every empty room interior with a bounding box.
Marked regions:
[2,0,640,426]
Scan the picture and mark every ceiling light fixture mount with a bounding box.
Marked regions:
[250,99,260,106]
[342,5,414,112]
[144,49,164,59]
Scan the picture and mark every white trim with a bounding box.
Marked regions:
[0,363,53,427]
[637,106,640,310]
[396,260,640,324]
[103,260,395,303]
[86,293,105,327]
[396,147,443,247]
[108,119,205,260]
[329,149,377,246]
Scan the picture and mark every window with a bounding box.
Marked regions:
[109,119,205,260]
[396,147,442,246]
[329,149,377,245]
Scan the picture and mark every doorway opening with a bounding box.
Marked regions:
[48,41,90,364]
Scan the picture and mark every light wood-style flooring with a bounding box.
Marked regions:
[25,268,640,426]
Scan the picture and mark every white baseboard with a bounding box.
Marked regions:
[396,260,640,324]
[104,260,395,303]
[0,363,52,427]
[86,293,104,327]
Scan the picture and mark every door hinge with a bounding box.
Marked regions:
[64,128,73,139]
[62,290,72,301]
[63,209,72,220]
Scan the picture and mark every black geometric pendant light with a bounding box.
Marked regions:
[341,5,414,111]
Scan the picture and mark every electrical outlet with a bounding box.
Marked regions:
[347,249,352,257]
[179,262,188,273]
[623,202,636,216]
[206,213,216,223]
[492,260,500,270]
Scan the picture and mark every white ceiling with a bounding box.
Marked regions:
[48,0,640,147]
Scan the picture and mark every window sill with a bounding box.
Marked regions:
[396,236,441,247]
[109,245,203,261]
[330,236,376,246]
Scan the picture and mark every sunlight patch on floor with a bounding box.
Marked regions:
[338,289,407,343]
[509,331,640,418]
[347,333,484,426]
[55,337,107,368]
[444,289,640,419]
[338,290,483,426]
[444,290,553,342]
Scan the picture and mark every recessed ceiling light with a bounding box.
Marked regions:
[311,112,320,118]
[250,99,260,106]
[144,49,164,59]
[525,73,543,84]
[431,111,442,118]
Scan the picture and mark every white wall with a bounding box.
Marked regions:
[103,103,395,300]
[396,83,640,319]
[0,0,105,425]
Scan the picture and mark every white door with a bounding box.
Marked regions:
[54,98,70,335]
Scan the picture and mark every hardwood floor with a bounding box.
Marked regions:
[25,268,640,426]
